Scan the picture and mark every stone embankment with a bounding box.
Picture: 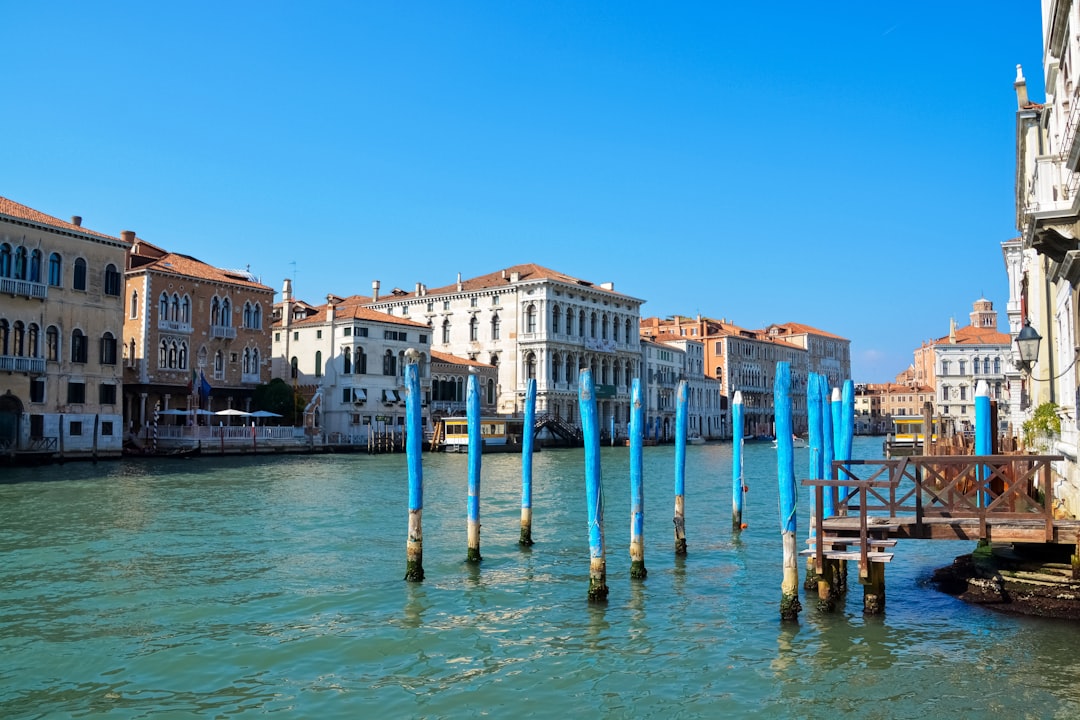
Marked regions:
[932,543,1080,620]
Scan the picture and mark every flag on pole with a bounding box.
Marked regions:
[200,370,213,399]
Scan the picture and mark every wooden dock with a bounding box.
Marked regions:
[801,454,1073,613]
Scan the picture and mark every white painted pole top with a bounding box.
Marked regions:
[976,380,989,397]
[733,390,743,405]
[832,387,841,402]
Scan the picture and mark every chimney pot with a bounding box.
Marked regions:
[372,280,380,302]
[121,230,135,243]
[1015,64,1030,109]
[71,215,82,227]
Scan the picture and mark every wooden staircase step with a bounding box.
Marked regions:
[799,549,894,562]
[805,537,897,547]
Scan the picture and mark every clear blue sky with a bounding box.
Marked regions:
[3,2,1045,381]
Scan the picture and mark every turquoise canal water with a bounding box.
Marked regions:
[3,437,1080,718]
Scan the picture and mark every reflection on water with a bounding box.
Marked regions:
[2,440,1080,717]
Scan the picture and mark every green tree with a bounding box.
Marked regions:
[1022,402,1061,448]
[253,378,302,425]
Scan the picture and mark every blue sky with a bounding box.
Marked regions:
[3,2,1045,381]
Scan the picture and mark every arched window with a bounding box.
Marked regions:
[12,321,24,356]
[343,347,352,374]
[579,310,586,337]
[625,318,632,341]
[470,316,479,341]
[492,313,501,340]
[383,350,396,376]
[211,297,221,326]
[178,342,188,370]
[590,312,597,338]
[170,294,180,321]
[168,341,178,369]
[487,378,495,405]
[243,302,253,328]
[104,264,121,296]
[552,352,561,382]
[525,351,536,380]
[0,243,10,277]
[128,337,135,365]
[221,298,232,327]
[601,314,608,340]
[13,247,27,280]
[100,332,117,365]
[291,356,299,379]
[356,348,367,374]
[214,350,224,375]
[526,304,537,333]
[243,348,251,374]
[161,293,170,320]
[29,250,42,283]
[983,358,991,374]
[566,307,574,336]
[613,317,620,342]
[0,319,8,355]
[613,361,621,386]
[251,348,259,375]
[551,304,561,334]
[181,295,191,323]
[993,357,1001,374]
[48,253,62,286]
[27,323,39,357]
[46,326,59,361]
[441,319,451,344]
[73,258,87,291]
[130,290,139,318]
[941,360,950,376]
[253,303,262,329]
[315,351,323,377]
[71,329,87,363]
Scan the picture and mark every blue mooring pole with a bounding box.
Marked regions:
[820,378,835,519]
[775,362,800,621]
[975,380,991,508]
[629,378,646,578]
[404,359,424,581]
[466,373,482,563]
[733,390,746,530]
[805,373,823,591]
[674,380,689,555]
[831,386,844,511]
[520,378,537,546]
[579,368,608,601]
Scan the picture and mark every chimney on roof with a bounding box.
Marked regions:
[501,269,507,279]
[457,272,463,292]
[509,271,520,282]
[121,230,135,244]
[372,280,380,302]
[415,282,422,297]
[281,279,293,328]
[71,216,82,227]
[600,282,614,291]
[326,294,336,323]
[1015,64,1030,109]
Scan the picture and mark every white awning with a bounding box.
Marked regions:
[352,388,367,402]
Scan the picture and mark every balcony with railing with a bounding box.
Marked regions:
[158,319,193,334]
[0,277,47,300]
[1026,154,1078,219]
[0,355,46,373]
[211,324,237,340]
[241,372,261,385]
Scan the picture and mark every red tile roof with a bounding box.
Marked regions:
[129,250,273,292]
[431,350,495,368]
[0,195,122,243]
[292,302,430,329]
[766,322,848,341]
[421,263,637,299]
[934,326,1011,345]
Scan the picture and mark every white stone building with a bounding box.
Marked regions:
[649,336,724,439]
[272,281,433,444]
[366,264,644,433]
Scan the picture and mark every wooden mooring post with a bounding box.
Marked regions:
[579,368,608,602]
[466,373,482,563]
[732,391,746,530]
[520,378,537,547]
[404,360,424,582]
[804,373,823,591]
[775,362,801,621]
[629,378,647,579]
[820,378,835,518]
[674,380,688,555]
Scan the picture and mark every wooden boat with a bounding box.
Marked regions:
[440,416,531,453]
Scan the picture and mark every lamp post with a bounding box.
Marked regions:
[1015,321,1042,373]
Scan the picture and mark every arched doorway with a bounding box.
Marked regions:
[0,390,24,451]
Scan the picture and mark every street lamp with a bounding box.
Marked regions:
[1014,321,1042,373]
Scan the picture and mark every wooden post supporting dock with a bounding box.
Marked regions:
[579,368,608,602]
[804,373,823,591]
[775,362,801,621]
[629,378,647,579]
[404,359,424,582]
[520,378,536,547]
[674,380,688,555]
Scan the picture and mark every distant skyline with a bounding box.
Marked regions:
[3,2,1046,381]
